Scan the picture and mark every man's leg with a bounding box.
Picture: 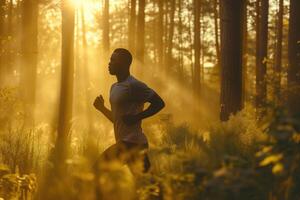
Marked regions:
[93,143,124,200]
[123,142,151,176]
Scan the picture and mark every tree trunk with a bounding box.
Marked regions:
[213,0,220,70]
[242,0,248,107]
[287,0,300,116]
[136,0,145,64]
[220,0,245,121]
[166,0,175,72]
[0,0,5,85]
[273,0,283,104]
[128,0,136,53]
[54,0,75,176]
[178,0,184,80]
[157,0,164,71]
[193,0,201,98]
[256,0,269,111]
[102,0,109,52]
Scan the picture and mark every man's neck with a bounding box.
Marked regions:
[116,72,130,83]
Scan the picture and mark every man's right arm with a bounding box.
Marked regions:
[93,95,113,123]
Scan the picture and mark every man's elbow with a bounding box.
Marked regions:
[158,98,165,110]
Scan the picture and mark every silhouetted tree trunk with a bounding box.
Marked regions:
[54,0,75,176]
[220,0,245,121]
[178,0,184,80]
[157,0,164,71]
[136,0,145,64]
[242,0,248,107]
[128,0,136,53]
[273,0,283,104]
[256,0,269,111]
[166,0,175,72]
[102,0,109,51]
[213,0,220,70]
[0,0,5,84]
[193,0,201,98]
[287,0,300,116]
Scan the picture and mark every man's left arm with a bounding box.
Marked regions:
[123,92,165,125]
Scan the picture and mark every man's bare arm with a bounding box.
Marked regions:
[123,93,165,125]
[93,95,113,123]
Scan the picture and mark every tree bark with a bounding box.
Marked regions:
[136,0,145,64]
[0,0,5,85]
[128,0,136,53]
[166,0,176,72]
[102,0,109,51]
[273,0,283,104]
[220,0,245,121]
[213,0,220,70]
[157,0,164,70]
[242,0,248,107]
[193,0,201,98]
[256,0,269,111]
[54,0,75,175]
[287,0,300,116]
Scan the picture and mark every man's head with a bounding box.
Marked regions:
[108,48,132,75]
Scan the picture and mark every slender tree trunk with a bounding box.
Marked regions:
[220,0,245,121]
[157,0,164,71]
[166,0,175,72]
[0,0,5,85]
[128,0,136,53]
[102,0,109,52]
[287,0,300,116]
[242,0,248,107]
[136,0,145,64]
[273,0,283,104]
[256,0,269,112]
[213,0,220,70]
[54,0,75,176]
[193,0,201,98]
[178,0,184,80]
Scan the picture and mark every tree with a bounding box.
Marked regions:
[256,0,269,111]
[219,0,245,121]
[193,0,201,99]
[0,0,5,84]
[136,0,145,64]
[102,0,109,51]
[273,0,283,104]
[166,0,176,72]
[157,0,164,70]
[54,0,75,175]
[287,0,300,116]
[128,0,136,53]
[213,0,220,69]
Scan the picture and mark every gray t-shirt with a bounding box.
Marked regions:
[109,75,155,144]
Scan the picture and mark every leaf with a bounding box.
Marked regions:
[272,163,284,175]
[259,154,283,166]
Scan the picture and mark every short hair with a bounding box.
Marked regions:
[113,48,133,68]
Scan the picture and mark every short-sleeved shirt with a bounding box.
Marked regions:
[109,75,155,144]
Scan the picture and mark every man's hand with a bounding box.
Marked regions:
[93,95,105,111]
[122,114,141,125]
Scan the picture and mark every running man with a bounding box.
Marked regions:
[93,48,165,175]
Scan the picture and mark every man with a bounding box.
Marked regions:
[93,48,165,175]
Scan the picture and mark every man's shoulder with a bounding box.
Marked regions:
[127,75,147,87]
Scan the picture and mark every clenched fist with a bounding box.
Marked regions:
[93,95,105,111]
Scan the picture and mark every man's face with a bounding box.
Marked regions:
[108,52,123,75]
